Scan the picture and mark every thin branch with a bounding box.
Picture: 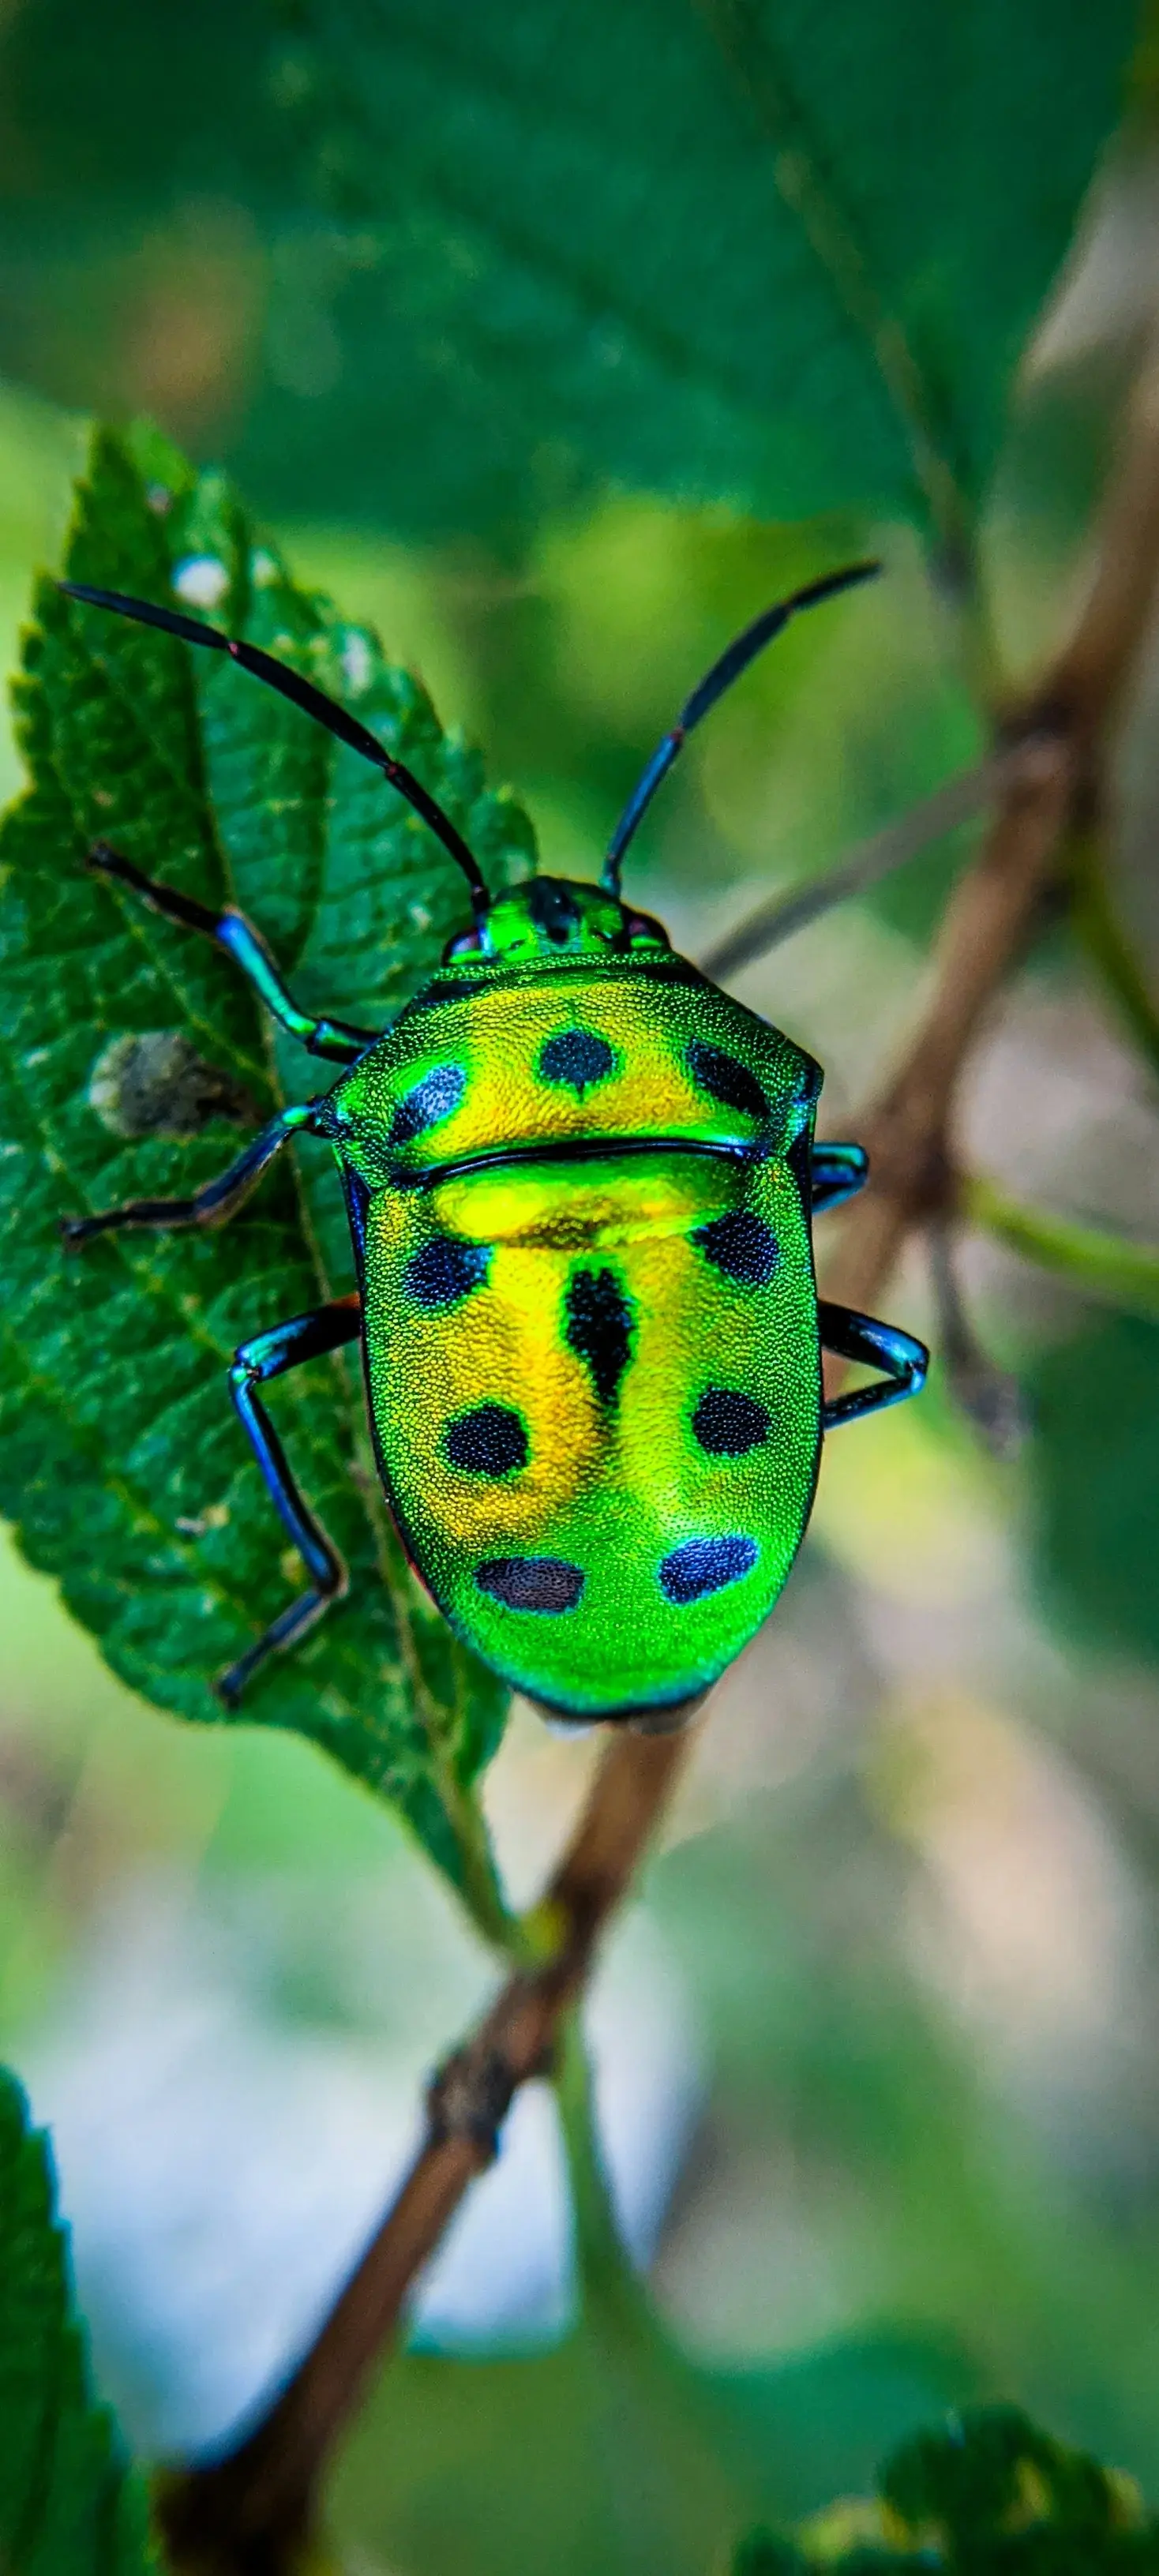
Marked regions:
[822,729,1076,1316]
[1067,826,1159,1086]
[823,351,1159,1326]
[700,749,1018,980]
[1046,358,1159,731]
[926,1218,1027,1459]
[964,1172,1159,1322]
[157,1723,688,2576]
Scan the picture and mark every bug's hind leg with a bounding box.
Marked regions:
[219,1294,363,1705]
[87,842,379,1065]
[820,1300,928,1429]
[812,1142,868,1216]
[60,1101,320,1247]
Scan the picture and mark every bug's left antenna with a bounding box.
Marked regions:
[602,561,880,897]
[60,582,492,928]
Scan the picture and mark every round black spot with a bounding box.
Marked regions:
[659,1535,758,1605]
[692,1209,780,1286]
[476,1557,585,1613]
[692,1388,771,1456]
[686,1041,770,1122]
[389,1062,465,1146]
[445,1404,528,1475]
[405,1234,490,1308]
[538,1029,615,1093]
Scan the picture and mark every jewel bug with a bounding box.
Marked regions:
[60,564,927,1727]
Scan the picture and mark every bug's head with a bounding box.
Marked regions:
[443,876,671,966]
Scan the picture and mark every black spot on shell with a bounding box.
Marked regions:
[659,1535,758,1604]
[476,1557,585,1612]
[389,1062,465,1146]
[538,1029,614,1093]
[692,1209,780,1286]
[445,1404,528,1475]
[564,1266,633,1404]
[692,1388,771,1456]
[405,1234,490,1308]
[686,1041,770,1122]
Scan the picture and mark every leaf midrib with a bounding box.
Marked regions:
[694,0,973,554]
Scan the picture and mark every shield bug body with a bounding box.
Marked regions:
[61,567,927,1726]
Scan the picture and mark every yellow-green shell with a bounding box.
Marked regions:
[328,948,823,1719]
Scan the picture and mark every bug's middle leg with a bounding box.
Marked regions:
[60,1101,321,1247]
[219,1293,363,1706]
[819,1300,928,1429]
[811,1142,868,1215]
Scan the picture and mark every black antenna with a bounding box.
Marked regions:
[602,561,880,897]
[60,582,492,928]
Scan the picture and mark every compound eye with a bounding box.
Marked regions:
[443,928,482,960]
[625,913,668,949]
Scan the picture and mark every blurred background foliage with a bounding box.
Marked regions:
[2,2,1159,2571]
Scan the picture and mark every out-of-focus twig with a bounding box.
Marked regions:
[1067,825,1159,1083]
[823,351,1159,1329]
[926,1219,1028,1457]
[700,750,1017,979]
[157,1724,688,2576]
[963,1172,1159,1322]
[823,728,1075,1318]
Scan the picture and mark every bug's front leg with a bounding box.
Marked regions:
[819,1300,928,1428]
[86,842,379,1065]
[60,1100,321,1247]
[219,1293,363,1704]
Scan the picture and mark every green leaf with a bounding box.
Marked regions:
[0,423,533,1920]
[0,3,1137,546]
[257,0,1141,549]
[0,2065,155,2576]
[332,2320,973,2576]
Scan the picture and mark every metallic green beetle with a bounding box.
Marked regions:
[61,565,927,1727]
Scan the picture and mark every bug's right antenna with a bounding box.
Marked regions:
[60,582,493,929]
[602,561,880,898]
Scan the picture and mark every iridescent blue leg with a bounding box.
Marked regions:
[811,1142,868,1215]
[220,1293,362,1705]
[88,842,378,1065]
[61,1100,321,1246]
[820,1301,928,1429]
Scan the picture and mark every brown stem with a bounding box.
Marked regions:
[156,1726,688,2575]
[700,749,1018,981]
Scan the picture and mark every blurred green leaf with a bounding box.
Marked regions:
[332,2319,973,2576]
[1028,1310,1159,1671]
[0,425,532,1914]
[0,2065,154,2576]
[261,0,1140,547]
[0,0,1138,544]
